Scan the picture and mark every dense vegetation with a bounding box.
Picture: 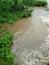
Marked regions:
[0,0,47,24]
[0,9,32,24]
[0,32,14,65]
[0,0,32,24]
[24,0,47,6]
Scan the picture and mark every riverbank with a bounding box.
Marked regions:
[0,0,48,65]
[0,6,49,65]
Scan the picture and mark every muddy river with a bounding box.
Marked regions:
[10,7,49,65]
[0,0,49,65]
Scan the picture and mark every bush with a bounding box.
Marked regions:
[0,0,15,12]
[0,32,13,47]
[0,32,14,65]
[34,0,47,6]
[0,0,32,24]
[0,9,32,24]
[1,53,14,65]
[24,0,47,6]
[22,9,31,18]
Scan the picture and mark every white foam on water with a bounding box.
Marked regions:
[18,32,49,65]
[13,17,49,65]
[41,16,49,25]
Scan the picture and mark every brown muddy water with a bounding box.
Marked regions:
[12,7,48,50]
[11,7,49,65]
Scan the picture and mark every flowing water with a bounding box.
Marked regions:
[0,1,49,65]
[11,1,49,65]
[11,7,49,65]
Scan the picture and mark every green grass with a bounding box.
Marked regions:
[0,32,14,65]
[33,0,47,6]
[0,0,47,25]
[24,0,47,6]
[0,9,32,24]
[0,0,32,25]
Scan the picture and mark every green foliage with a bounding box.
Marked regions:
[18,0,23,5]
[0,0,47,24]
[23,0,47,6]
[0,32,14,65]
[0,32,13,47]
[21,9,31,18]
[0,0,32,24]
[33,0,47,6]
[0,0,23,12]
[1,53,14,65]
[0,9,32,24]
[0,0,15,12]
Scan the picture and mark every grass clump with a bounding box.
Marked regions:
[33,0,47,6]
[22,9,31,18]
[0,0,47,25]
[24,0,47,6]
[0,0,32,25]
[0,32,14,65]
[0,9,32,24]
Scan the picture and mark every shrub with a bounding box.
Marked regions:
[34,0,47,6]
[0,32,13,47]
[0,8,32,24]
[22,9,31,18]
[1,53,14,65]
[0,0,32,24]
[0,32,14,65]
[0,0,15,12]
[23,0,47,6]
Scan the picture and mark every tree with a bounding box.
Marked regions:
[0,0,16,12]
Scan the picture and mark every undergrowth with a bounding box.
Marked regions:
[0,32,14,65]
